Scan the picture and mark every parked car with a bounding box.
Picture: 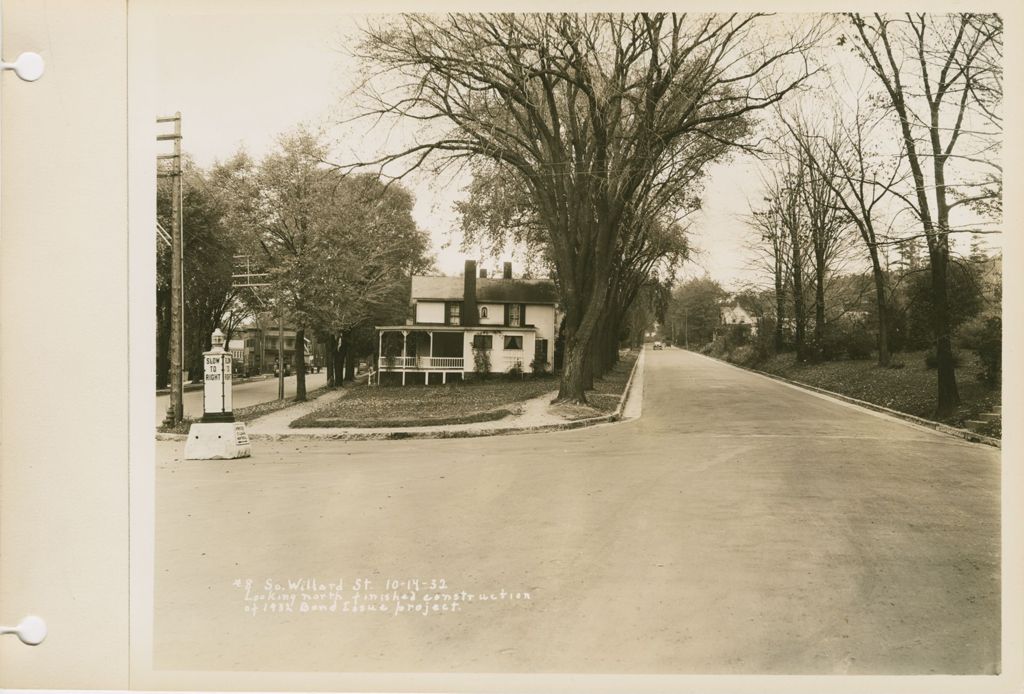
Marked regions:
[653,341,663,350]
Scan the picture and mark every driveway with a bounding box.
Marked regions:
[153,348,999,674]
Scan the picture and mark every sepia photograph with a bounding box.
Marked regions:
[145,3,1003,683]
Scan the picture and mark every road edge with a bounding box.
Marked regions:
[692,350,1000,449]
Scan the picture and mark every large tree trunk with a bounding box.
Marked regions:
[325,332,338,387]
[774,262,785,352]
[791,240,807,362]
[606,323,619,368]
[344,341,356,382]
[559,329,590,403]
[930,251,960,417]
[813,252,826,361]
[869,254,891,367]
[294,327,307,402]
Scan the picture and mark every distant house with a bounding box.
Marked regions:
[228,323,314,376]
[719,302,759,336]
[375,260,560,384]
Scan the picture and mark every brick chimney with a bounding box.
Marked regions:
[463,259,478,326]
[479,267,488,278]
[503,261,513,279]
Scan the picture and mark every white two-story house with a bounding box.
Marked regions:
[375,260,559,384]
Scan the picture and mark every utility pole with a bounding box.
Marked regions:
[684,308,689,349]
[158,113,184,427]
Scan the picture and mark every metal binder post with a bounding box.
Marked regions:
[0,616,47,645]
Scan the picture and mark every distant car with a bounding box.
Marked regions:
[652,341,663,350]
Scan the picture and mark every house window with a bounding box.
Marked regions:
[508,304,521,327]
[472,334,493,350]
[480,306,488,319]
[446,302,461,326]
[504,335,523,350]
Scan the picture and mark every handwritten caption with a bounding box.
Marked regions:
[232,577,532,617]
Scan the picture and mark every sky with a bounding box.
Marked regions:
[154,5,773,287]
[153,6,994,289]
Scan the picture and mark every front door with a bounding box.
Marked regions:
[535,338,549,366]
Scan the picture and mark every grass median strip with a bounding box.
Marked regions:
[290,377,558,429]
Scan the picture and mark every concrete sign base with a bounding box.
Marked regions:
[184,421,251,460]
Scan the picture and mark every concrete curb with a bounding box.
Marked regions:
[699,352,1000,449]
[156,353,644,443]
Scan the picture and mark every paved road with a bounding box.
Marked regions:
[155,371,327,425]
[154,347,999,675]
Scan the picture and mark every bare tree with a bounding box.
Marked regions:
[846,12,1002,416]
[785,100,912,367]
[783,115,855,360]
[351,13,823,403]
[745,180,793,352]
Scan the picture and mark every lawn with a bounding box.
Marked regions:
[290,377,558,428]
[746,350,1001,438]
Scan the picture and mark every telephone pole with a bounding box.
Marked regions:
[158,113,184,427]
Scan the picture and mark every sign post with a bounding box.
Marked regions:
[184,329,251,460]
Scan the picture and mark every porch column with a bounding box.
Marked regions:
[377,330,384,386]
[401,330,408,386]
[426,332,435,385]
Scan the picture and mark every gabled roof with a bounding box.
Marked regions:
[411,276,559,304]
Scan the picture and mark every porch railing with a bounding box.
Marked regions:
[421,356,464,369]
[378,356,417,369]
[378,356,465,370]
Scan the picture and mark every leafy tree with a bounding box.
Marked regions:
[222,129,432,396]
[667,277,728,348]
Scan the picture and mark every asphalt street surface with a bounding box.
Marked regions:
[155,371,328,425]
[154,348,1000,674]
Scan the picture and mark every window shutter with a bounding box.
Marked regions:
[520,303,527,326]
[504,303,510,326]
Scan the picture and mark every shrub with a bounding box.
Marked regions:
[957,314,992,351]
[975,316,1001,386]
[722,323,752,348]
[924,347,963,370]
[820,321,875,361]
[705,335,729,357]
[748,323,775,364]
[845,331,875,360]
[472,347,491,380]
[530,352,549,376]
[506,360,524,380]
[728,345,756,366]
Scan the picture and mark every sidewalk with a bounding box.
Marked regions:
[156,372,274,396]
[244,349,645,441]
